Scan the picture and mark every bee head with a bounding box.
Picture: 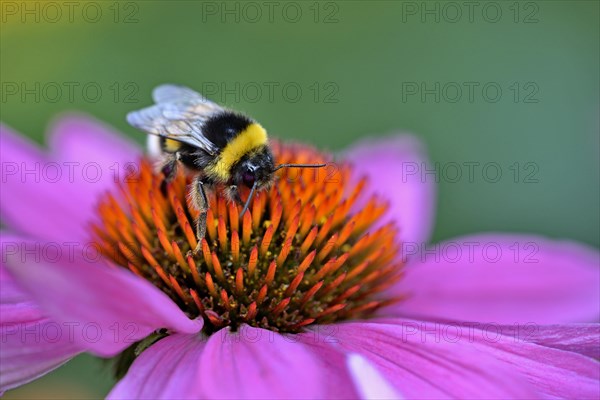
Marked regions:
[233,145,276,190]
[234,146,326,218]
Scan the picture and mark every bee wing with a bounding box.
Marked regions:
[152,84,208,103]
[152,84,223,120]
[127,84,223,155]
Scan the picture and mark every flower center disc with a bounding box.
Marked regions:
[93,142,402,334]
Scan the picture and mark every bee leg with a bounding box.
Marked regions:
[191,176,208,254]
[158,153,179,195]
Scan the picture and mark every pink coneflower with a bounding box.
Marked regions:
[1,115,598,399]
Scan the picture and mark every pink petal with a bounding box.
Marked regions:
[46,114,142,234]
[0,124,88,242]
[346,353,401,399]
[48,113,140,164]
[199,325,326,399]
[376,318,600,361]
[108,333,206,399]
[1,117,142,243]
[111,328,330,400]
[386,233,600,324]
[1,243,80,393]
[371,318,600,399]
[305,320,537,399]
[297,326,361,399]
[47,113,142,203]
[0,316,79,394]
[3,238,201,357]
[345,134,436,244]
[516,324,600,359]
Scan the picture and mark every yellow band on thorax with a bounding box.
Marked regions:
[211,123,268,180]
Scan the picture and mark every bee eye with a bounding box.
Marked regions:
[242,172,255,187]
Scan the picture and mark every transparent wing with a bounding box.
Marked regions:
[127,84,223,155]
[153,84,223,120]
[152,84,208,103]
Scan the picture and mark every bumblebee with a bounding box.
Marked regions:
[127,84,325,252]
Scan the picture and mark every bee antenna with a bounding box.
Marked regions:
[273,163,327,172]
[239,181,258,218]
[239,164,326,217]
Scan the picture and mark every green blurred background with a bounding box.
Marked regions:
[1,0,598,397]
